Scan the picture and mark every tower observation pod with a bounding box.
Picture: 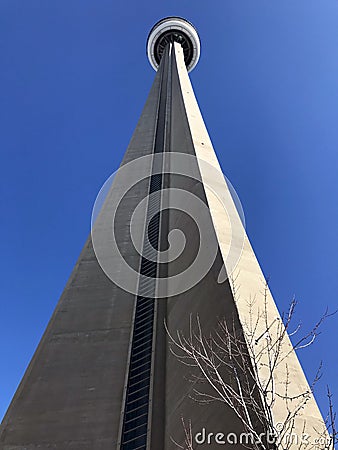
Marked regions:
[147,17,200,72]
[0,17,329,450]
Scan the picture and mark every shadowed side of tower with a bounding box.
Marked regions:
[0,46,168,449]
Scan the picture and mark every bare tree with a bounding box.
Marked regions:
[170,417,194,450]
[166,281,336,450]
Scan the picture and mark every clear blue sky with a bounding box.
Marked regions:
[1,0,338,422]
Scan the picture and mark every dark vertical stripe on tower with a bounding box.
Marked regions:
[120,44,172,450]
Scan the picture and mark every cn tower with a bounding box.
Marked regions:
[0,17,327,450]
